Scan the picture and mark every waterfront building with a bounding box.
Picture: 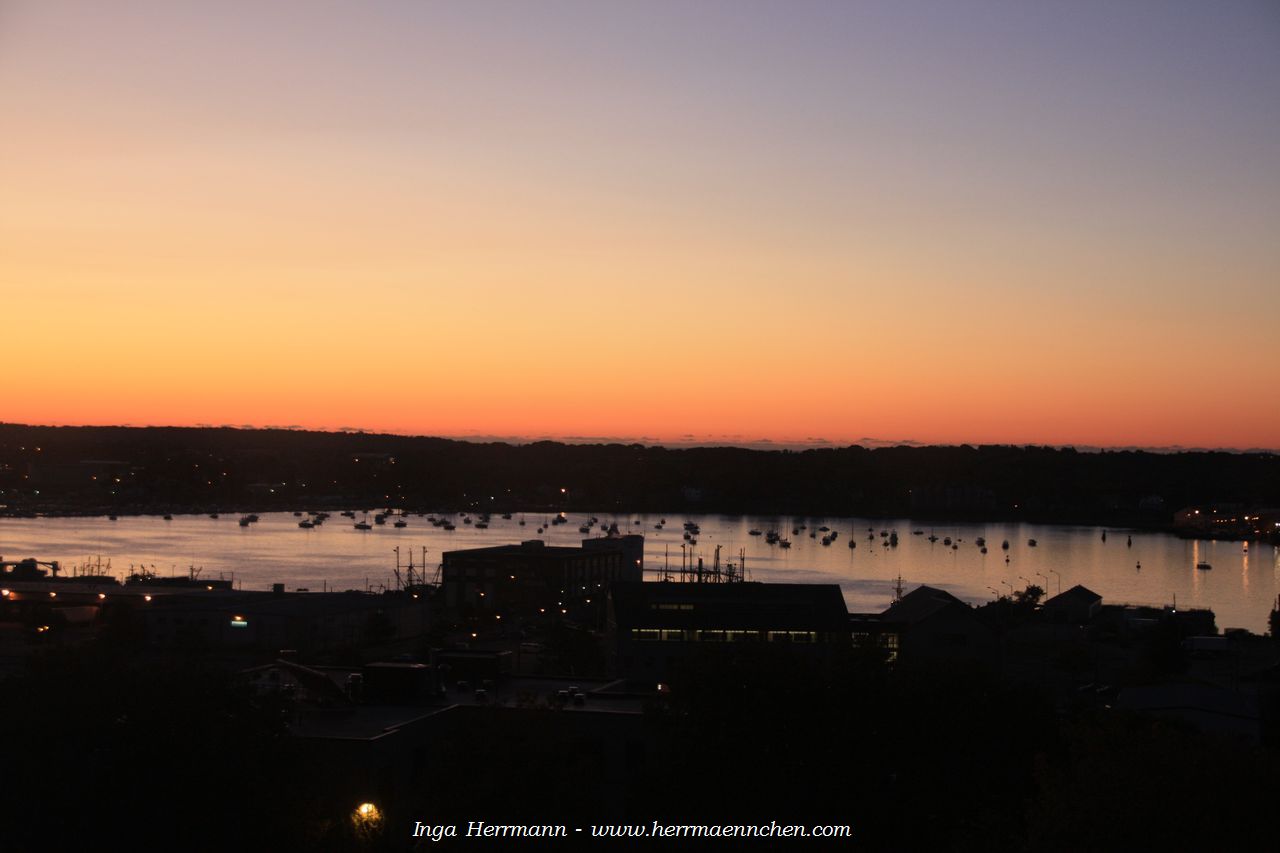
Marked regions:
[851,585,997,666]
[606,580,849,682]
[441,534,643,619]
[1173,505,1280,540]
[1041,584,1103,625]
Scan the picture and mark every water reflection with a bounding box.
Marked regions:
[1189,540,1202,599]
[0,513,1277,632]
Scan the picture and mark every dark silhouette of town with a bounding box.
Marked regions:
[2,423,1278,850]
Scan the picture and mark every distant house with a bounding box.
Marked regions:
[607,581,849,683]
[856,585,996,666]
[1041,584,1103,625]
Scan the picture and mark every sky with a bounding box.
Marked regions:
[2,1,1278,449]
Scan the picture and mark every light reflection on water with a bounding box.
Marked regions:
[1,512,1276,632]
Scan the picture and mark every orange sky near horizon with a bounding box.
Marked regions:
[3,2,1278,450]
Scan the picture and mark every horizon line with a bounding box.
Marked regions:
[2,421,1276,456]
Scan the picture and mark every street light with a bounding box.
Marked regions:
[352,801,383,840]
[1049,569,1062,595]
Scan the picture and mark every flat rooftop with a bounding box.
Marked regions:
[610,580,849,630]
[286,674,641,740]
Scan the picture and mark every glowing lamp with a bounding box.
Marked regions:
[351,801,383,834]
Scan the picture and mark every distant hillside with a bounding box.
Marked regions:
[1,423,1276,525]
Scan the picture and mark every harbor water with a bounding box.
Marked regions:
[2,512,1276,632]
